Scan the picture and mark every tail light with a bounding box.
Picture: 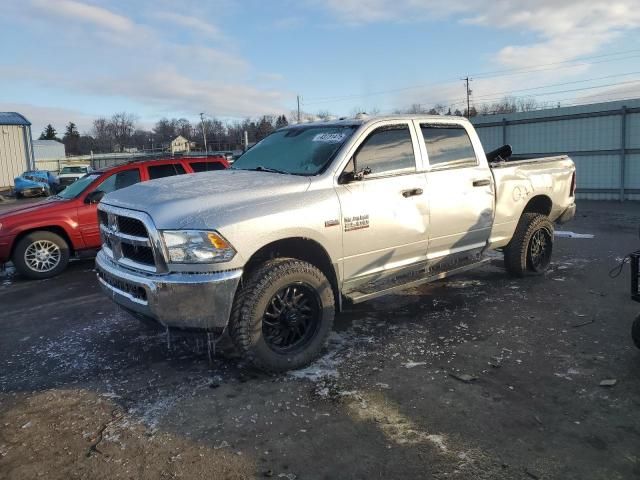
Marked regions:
[570,171,576,197]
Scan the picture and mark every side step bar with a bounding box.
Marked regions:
[345,257,491,304]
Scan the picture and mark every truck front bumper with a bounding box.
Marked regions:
[95,250,242,330]
[556,203,576,224]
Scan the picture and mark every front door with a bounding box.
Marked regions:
[335,122,429,291]
[77,168,142,248]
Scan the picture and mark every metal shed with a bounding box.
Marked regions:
[0,112,35,189]
[471,98,640,201]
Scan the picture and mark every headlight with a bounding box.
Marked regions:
[162,230,236,264]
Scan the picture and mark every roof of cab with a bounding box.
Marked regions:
[282,114,469,130]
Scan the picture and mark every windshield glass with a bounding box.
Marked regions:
[60,166,87,174]
[232,125,357,175]
[57,173,100,199]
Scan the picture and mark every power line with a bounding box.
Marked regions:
[443,71,640,107]
[300,49,640,106]
[470,49,640,79]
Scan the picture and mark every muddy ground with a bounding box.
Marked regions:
[1,200,639,479]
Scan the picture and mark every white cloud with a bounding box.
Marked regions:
[152,11,223,39]
[321,0,464,24]
[466,1,640,68]
[7,0,289,122]
[0,102,96,135]
[87,67,287,117]
[321,0,640,68]
[30,0,134,32]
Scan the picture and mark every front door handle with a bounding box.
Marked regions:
[472,179,491,187]
[402,188,424,198]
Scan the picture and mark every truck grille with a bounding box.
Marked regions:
[117,217,147,237]
[98,205,165,273]
[121,243,155,266]
[59,177,77,187]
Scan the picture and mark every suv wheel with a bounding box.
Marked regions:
[504,213,554,277]
[13,231,70,279]
[230,258,335,372]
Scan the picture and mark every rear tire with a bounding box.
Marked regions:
[12,231,70,279]
[504,213,554,277]
[632,314,640,349]
[230,258,335,372]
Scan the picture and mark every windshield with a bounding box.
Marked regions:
[232,125,357,175]
[60,166,87,174]
[57,173,100,199]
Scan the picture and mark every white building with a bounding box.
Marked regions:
[33,140,66,161]
[170,135,193,154]
[0,112,35,188]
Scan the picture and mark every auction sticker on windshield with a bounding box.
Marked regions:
[312,133,347,143]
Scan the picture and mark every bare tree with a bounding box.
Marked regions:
[110,112,137,147]
[316,110,333,120]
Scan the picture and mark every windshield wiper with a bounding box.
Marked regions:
[247,166,290,175]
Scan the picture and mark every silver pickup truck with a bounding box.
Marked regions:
[96,115,576,371]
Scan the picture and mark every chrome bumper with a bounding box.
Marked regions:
[556,203,576,224]
[96,249,242,330]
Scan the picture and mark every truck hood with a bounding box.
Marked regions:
[102,169,312,229]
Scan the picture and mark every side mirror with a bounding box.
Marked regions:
[339,166,371,184]
[85,190,105,204]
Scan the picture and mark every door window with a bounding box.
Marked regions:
[189,161,225,172]
[354,125,416,176]
[421,125,477,169]
[95,168,141,194]
[148,163,186,179]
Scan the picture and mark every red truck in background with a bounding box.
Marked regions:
[0,156,228,279]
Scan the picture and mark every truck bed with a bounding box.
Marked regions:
[488,155,575,249]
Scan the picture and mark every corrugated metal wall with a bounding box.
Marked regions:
[0,124,32,188]
[471,98,640,200]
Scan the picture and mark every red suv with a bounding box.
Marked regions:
[0,156,228,279]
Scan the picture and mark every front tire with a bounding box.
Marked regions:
[230,258,335,372]
[632,314,640,349]
[504,213,554,277]
[12,231,70,279]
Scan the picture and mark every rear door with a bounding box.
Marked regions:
[145,161,187,180]
[335,121,429,290]
[187,159,227,173]
[415,121,494,261]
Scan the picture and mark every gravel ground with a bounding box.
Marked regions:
[0,200,639,479]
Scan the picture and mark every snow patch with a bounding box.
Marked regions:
[555,231,594,239]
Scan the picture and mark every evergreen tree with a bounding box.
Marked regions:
[39,124,57,140]
[275,114,288,129]
[63,122,80,155]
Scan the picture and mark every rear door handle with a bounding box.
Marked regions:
[402,188,423,198]
[472,179,491,187]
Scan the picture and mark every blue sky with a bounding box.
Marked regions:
[1,0,639,134]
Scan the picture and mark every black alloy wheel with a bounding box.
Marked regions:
[262,283,321,354]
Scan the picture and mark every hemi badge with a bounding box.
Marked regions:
[324,219,340,228]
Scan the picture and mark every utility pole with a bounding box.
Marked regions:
[199,112,208,152]
[297,95,301,123]
[463,77,472,118]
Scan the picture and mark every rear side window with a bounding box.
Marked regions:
[421,125,477,169]
[148,163,186,179]
[189,161,225,173]
[354,125,415,176]
[96,169,141,194]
